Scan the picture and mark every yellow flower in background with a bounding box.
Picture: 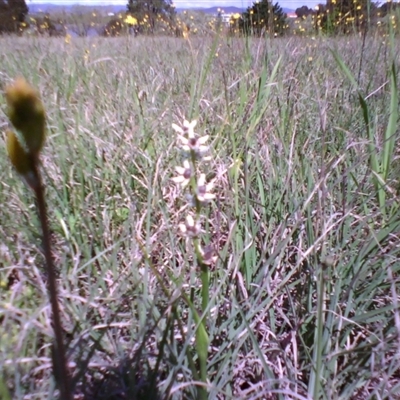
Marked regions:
[65,33,71,44]
[182,24,189,39]
[125,15,137,25]
[5,78,46,156]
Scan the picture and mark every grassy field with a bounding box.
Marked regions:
[1,33,400,399]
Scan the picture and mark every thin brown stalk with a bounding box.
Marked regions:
[32,162,72,400]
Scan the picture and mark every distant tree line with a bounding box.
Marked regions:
[296,0,398,34]
[126,0,175,33]
[296,0,399,19]
[237,0,288,36]
[0,0,399,37]
[232,0,398,37]
[0,0,28,33]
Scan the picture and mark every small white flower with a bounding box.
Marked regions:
[171,159,192,188]
[179,214,201,237]
[173,119,209,158]
[183,119,197,135]
[185,193,195,207]
[196,174,215,203]
[172,123,184,135]
[172,119,197,136]
[179,134,209,156]
[199,244,217,265]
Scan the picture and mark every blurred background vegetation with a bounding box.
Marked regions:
[0,0,400,38]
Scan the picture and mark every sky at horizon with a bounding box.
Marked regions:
[26,0,324,11]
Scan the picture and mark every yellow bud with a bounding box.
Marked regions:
[5,78,46,155]
[6,130,34,176]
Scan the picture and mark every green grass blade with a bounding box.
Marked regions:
[0,377,11,400]
[330,49,358,88]
[382,62,398,182]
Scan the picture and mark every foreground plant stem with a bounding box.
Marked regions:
[312,262,326,400]
[33,163,71,400]
[5,78,71,399]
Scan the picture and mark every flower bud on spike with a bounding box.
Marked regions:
[6,130,38,189]
[5,78,46,155]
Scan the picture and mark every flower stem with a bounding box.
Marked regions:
[200,263,209,315]
[32,163,71,400]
